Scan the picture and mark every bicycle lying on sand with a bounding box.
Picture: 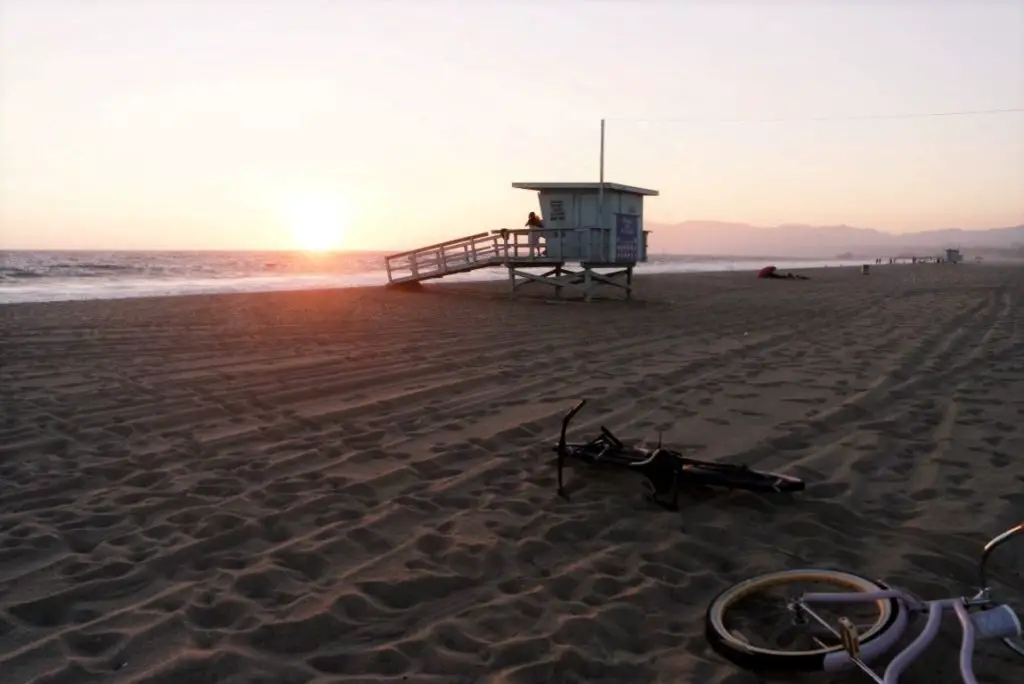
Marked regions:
[705,523,1024,683]
[553,399,805,511]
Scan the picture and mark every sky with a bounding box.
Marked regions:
[1,1,1022,252]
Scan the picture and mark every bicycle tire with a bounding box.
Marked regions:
[705,568,902,672]
[684,463,805,493]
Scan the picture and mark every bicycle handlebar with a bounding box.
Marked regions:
[888,599,996,684]
[557,399,587,453]
[951,602,982,684]
[979,522,1023,589]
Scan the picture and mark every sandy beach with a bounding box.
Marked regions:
[1,263,1021,684]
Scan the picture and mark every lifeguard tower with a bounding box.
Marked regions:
[384,180,659,301]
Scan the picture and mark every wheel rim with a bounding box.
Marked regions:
[708,569,893,658]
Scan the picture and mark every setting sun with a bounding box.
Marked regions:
[285,196,346,252]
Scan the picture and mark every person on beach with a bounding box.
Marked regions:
[757,265,810,280]
[525,211,545,255]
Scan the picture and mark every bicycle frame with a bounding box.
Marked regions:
[796,585,1021,684]
[554,398,684,508]
[553,398,803,509]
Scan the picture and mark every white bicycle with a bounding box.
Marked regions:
[705,523,1023,683]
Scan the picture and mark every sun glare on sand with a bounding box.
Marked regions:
[285,196,347,252]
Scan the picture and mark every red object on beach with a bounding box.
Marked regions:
[757,265,777,279]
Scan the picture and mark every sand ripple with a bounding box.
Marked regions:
[1,266,1022,683]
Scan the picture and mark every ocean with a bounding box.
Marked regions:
[0,250,866,304]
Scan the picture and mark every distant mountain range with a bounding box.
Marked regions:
[647,221,1024,258]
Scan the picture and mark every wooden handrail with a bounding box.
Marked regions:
[490,226,611,236]
[384,231,502,283]
[385,232,491,261]
[385,225,636,285]
[388,240,496,264]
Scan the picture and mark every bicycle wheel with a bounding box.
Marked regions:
[684,463,805,493]
[705,568,902,672]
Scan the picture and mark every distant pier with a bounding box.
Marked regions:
[874,248,963,266]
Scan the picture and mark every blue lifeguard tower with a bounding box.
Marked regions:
[383,180,659,301]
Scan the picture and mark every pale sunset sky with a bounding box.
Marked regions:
[1,1,1022,252]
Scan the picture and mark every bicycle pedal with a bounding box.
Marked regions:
[837,616,861,658]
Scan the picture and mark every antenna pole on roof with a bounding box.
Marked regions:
[598,118,606,227]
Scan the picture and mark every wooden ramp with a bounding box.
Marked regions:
[385,230,570,285]
[384,232,503,285]
[384,228,637,301]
